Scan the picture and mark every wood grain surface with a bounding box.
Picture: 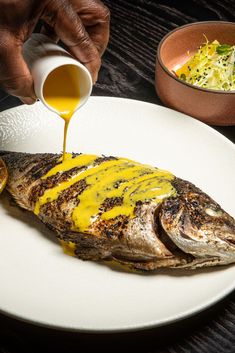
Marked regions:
[0,1,235,352]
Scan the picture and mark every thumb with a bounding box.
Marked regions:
[0,35,36,103]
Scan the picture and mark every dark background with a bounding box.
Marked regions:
[0,0,235,352]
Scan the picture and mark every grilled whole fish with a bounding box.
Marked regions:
[1,151,235,271]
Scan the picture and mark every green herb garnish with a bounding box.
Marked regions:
[216,44,231,55]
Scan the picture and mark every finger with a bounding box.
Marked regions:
[0,34,36,101]
[43,1,101,83]
[20,97,37,105]
[74,0,110,56]
[40,22,59,43]
[86,23,110,57]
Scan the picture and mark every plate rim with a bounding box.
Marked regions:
[0,275,234,333]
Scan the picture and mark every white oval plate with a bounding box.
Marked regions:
[0,97,234,332]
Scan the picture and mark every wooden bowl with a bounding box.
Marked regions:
[155,21,235,126]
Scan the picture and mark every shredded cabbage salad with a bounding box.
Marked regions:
[175,38,235,91]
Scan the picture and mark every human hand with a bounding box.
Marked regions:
[0,0,110,104]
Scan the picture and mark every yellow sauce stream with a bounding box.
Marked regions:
[43,65,80,161]
[34,154,176,233]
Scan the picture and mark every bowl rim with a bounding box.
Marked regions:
[157,21,235,95]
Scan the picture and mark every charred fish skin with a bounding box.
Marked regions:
[1,151,235,271]
[0,152,60,210]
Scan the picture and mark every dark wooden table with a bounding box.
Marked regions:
[0,1,235,352]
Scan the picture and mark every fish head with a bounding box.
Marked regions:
[159,179,235,267]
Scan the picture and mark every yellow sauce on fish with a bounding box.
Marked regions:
[60,240,76,256]
[43,65,80,161]
[34,154,176,232]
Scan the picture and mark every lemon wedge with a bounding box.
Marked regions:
[0,158,8,194]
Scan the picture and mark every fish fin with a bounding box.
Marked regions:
[178,257,222,269]
[114,255,190,271]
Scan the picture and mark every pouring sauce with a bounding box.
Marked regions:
[43,64,80,161]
